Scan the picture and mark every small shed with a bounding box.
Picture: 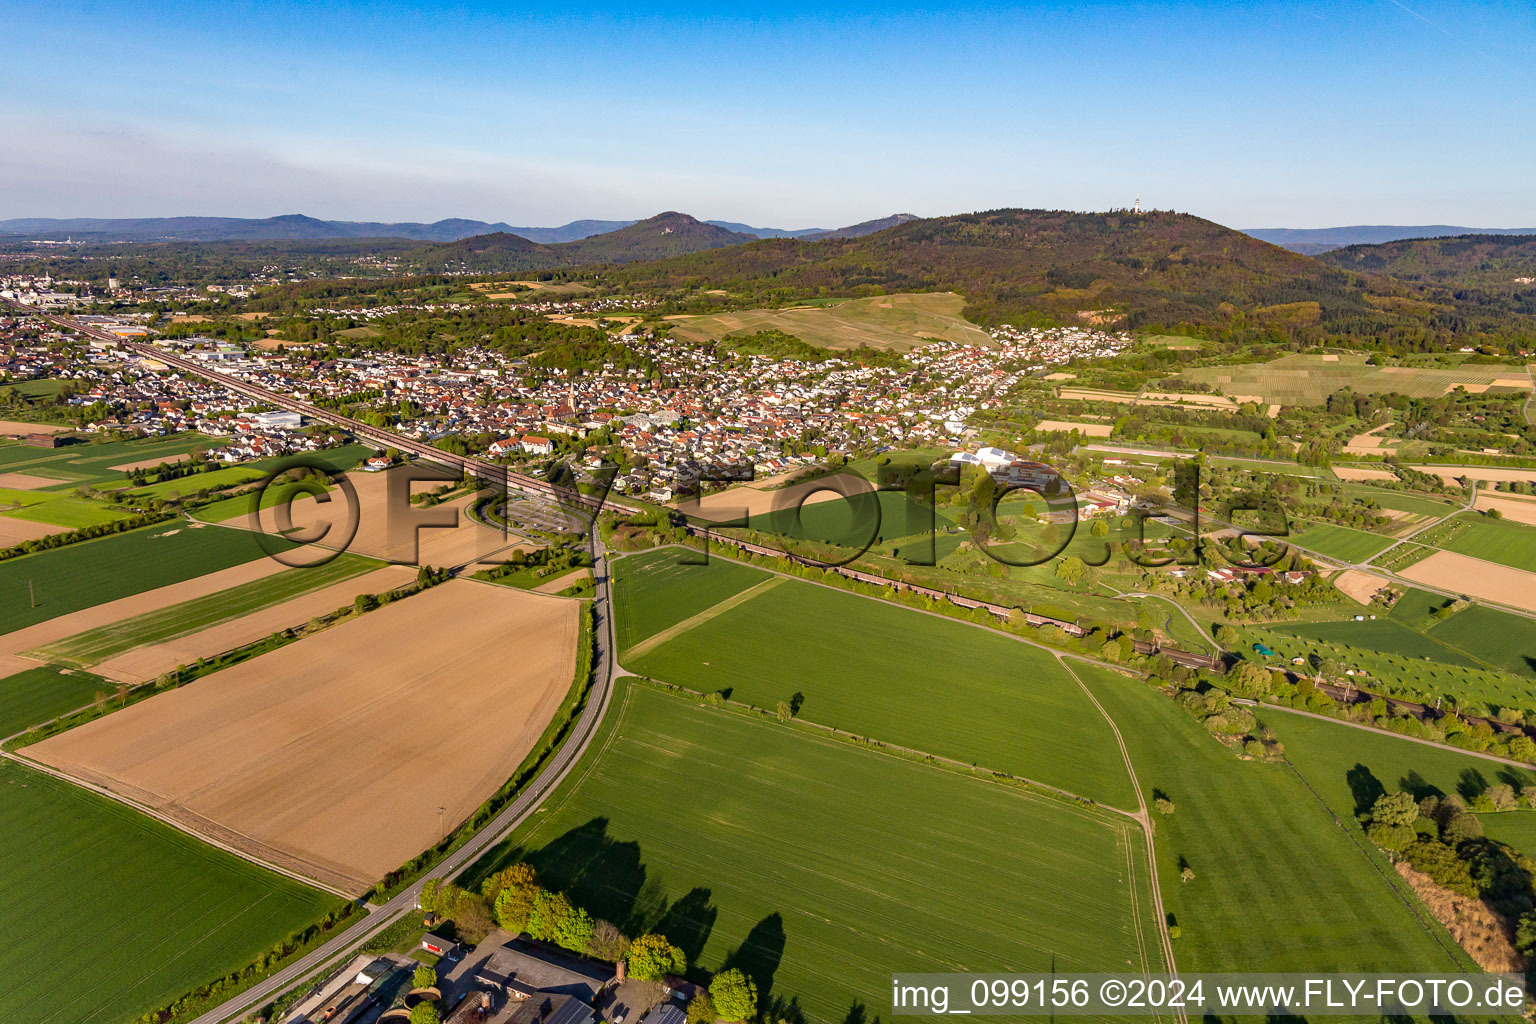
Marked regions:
[422,933,462,958]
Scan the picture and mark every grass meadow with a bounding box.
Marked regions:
[0,760,336,1024]
[463,682,1160,1024]
[0,521,286,634]
[1266,708,1536,818]
[1182,353,1531,406]
[615,547,1139,808]
[664,292,992,351]
[1267,618,1483,668]
[27,552,381,667]
[1071,664,1474,973]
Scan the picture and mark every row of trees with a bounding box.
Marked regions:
[419,863,759,1019]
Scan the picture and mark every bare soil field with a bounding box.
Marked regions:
[1473,493,1536,527]
[0,421,68,435]
[1334,569,1390,605]
[91,565,418,684]
[1059,387,1137,404]
[1043,372,1076,381]
[224,467,533,568]
[1411,466,1536,485]
[0,559,288,666]
[1331,465,1399,481]
[0,473,65,489]
[1034,419,1113,437]
[1344,422,1398,456]
[109,453,191,473]
[1398,550,1536,614]
[675,472,871,522]
[24,580,579,895]
[0,517,70,545]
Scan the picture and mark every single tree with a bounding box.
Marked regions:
[587,919,630,962]
[413,965,436,990]
[710,968,758,1022]
[627,933,686,981]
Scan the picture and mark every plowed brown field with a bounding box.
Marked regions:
[25,580,579,895]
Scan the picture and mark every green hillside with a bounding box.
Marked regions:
[1320,234,1536,318]
[592,209,1536,345]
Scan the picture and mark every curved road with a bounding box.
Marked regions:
[186,528,619,1024]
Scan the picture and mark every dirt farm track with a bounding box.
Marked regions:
[23,580,579,895]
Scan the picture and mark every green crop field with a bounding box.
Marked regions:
[27,552,381,668]
[1423,513,1536,574]
[664,291,992,352]
[1182,353,1532,406]
[1429,604,1536,679]
[1267,618,1482,668]
[0,378,69,400]
[1070,664,1472,972]
[0,522,289,634]
[615,547,1139,808]
[746,489,962,561]
[463,682,1160,1023]
[0,761,337,1024]
[0,434,227,488]
[0,667,107,738]
[0,487,129,529]
[611,546,767,652]
[1286,521,1396,562]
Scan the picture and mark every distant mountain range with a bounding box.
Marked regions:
[0,212,917,244]
[1247,225,1536,255]
[414,212,762,269]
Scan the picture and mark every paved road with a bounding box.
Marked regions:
[186,528,619,1024]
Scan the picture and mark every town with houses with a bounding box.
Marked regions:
[0,283,1134,503]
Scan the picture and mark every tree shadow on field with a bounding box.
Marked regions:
[843,999,880,1024]
[1458,767,1490,801]
[722,913,786,1002]
[514,818,652,930]
[1346,764,1385,818]
[1396,770,1442,801]
[652,887,717,970]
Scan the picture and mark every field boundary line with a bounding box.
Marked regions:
[1057,657,1181,1008]
[0,751,358,900]
[627,676,1138,823]
[1255,700,1536,770]
[625,575,786,660]
[1278,756,1467,969]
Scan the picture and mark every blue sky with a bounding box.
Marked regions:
[1,0,1532,228]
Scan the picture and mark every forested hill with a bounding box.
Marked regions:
[1319,234,1536,319]
[416,213,756,271]
[584,209,1536,348]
